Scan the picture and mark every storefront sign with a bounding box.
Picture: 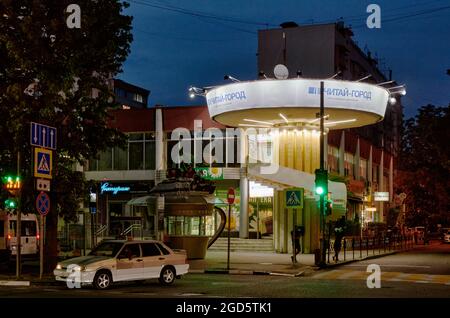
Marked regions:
[374,192,389,201]
[100,182,131,195]
[205,78,389,128]
[249,181,274,198]
[194,167,224,180]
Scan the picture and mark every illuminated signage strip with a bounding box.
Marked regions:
[206,78,389,121]
[374,192,389,201]
[100,182,131,195]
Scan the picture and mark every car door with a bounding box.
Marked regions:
[115,243,144,281]
[140,242,166,279]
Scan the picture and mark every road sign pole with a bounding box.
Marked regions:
[39,215,44,279]
[292,208,297,264]
[16,151,21,278]
[320,81,326,266]
[227,203,231,271]
[226,188,235,271]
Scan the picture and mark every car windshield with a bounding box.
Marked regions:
[88,242,123,257]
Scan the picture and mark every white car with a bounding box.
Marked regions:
[53,240,189,289]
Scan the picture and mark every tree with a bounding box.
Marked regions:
[0,0,132,271]
[398,104,450,228]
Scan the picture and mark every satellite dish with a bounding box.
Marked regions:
[274,64,289,80]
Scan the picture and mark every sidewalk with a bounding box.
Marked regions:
[187,242,418,275]
[188,251,317,276]
[0,244,419,285]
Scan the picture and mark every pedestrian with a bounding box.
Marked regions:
[290,226,303,263]
[333,216,346,262]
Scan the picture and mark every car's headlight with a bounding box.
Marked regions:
[69,264,86,271]
[56,264,62,270]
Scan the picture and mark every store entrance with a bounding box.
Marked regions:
[249,181,274,239]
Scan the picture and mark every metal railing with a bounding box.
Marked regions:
[325,234,414,264]
[120,224,143,239]
[95,225,108,237]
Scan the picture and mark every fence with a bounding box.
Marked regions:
[324,234,414,263]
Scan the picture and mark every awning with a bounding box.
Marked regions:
[126,195,154,206]
[247,164,347,207]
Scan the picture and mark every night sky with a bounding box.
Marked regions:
[118,0,450,118]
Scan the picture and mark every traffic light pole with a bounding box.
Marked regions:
[319,81,326,266]
[16,151,21,278]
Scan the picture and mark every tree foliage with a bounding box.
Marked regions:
[398,104,450,227]
[0,0,133,270]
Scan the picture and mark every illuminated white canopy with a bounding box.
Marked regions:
[205,78,390,129]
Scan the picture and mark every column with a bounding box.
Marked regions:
[339,131,345,176]
[379,151,384,222]
[155,107,165,184]
[389,156,394,202]
[355,138,360,180]
[239,129,249,239]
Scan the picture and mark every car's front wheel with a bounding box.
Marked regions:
[93,271,112,290]
[159,266,175,285]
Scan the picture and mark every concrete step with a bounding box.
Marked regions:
[209,237,274,252]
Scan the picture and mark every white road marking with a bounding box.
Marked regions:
[345,264,431,268]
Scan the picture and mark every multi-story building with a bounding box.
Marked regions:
[258,22,403,229]
[69,22,402,254]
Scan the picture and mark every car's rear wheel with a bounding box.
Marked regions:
[159,266,175,285]
[93,271,112,290]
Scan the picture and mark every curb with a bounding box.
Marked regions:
[0,280,30,286]
[189,269,307,277]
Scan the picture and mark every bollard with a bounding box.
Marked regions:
[352,237,355,260]
[343,238,346,261]
[373,237,375,255]
[360,237,362,259]
[366,237,369,256]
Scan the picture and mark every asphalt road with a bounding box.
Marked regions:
[0,242,448,299]
[337,242,450,275]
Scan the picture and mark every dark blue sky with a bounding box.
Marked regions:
[118,0,450,118]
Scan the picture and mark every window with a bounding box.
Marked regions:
[166,130,239,168]
[98,149,112,170]
[9,221,37,236]
[145,140,155,169]
[141,243,161,257]
[89,241,123,257]
[344,153,354,178]
[327,146,339,173]
[0,221,4,236]
[114,88,126,98]
[372,165,379,183]
[129,142,144,170]
[109,202,124,217]
[119,243,141,258]
[134,93,143,103]
[114,146,127,170]
[88,158,98,171]
[360,158,368,182]
[156,243,171,255]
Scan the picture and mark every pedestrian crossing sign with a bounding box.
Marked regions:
[285,188,304,209]
[34,147,52,179]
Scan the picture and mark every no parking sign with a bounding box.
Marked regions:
[36,191,50,216]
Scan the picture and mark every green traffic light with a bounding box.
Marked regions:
[315,186,324,195]
[5,199,17,209]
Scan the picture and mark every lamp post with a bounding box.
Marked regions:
[319,81,326,266]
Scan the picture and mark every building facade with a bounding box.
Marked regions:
[258,22,402,232]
